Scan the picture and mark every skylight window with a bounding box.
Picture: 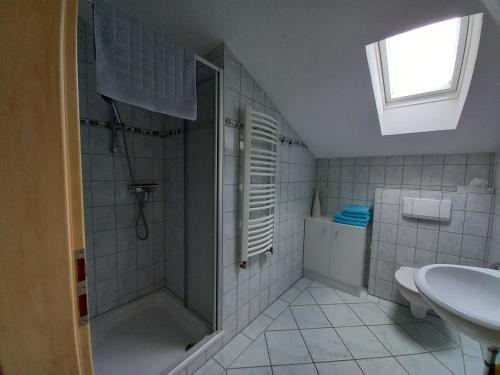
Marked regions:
[379,17,468,103]
[365,13,482,135]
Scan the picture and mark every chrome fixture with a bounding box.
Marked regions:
[102,95,155,241]
[128,184,158,207]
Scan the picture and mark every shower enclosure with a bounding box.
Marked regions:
[184,62,219,326]
[77,4,223,373]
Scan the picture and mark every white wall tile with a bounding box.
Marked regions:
[461,235,487,260]
[442,165,466,186]
[421,165,443,186]
[380,204,399,224]
[463,212,490,237]
[397,226,417,248]
[416,228,438,251]
[465,193,492,213]
[437,232,462,256]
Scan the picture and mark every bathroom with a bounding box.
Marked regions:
[1,1,499,375]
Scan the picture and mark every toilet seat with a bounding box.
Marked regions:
[395,266,419,294]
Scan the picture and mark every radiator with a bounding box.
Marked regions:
[240,107,278,267]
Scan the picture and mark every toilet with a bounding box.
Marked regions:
[394,266,430,319]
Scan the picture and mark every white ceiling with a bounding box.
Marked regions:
[117,0,500,158]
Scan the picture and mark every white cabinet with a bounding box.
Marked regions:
[304,217,369,296]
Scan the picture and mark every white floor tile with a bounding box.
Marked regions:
[293,278,313,291]
[316,360,363,375]
[425,315,461,343]
[463,355,486,375]
[213,333,252,368]
[263,299,288,319]
[193,359,224,375]
[400,322,459,351]
[301,328,352,362]
[459,333,483,359]
[320,304,363,327]
[396,353,453,375]
[273,363,318,375]
[291,289,317,305]
[230,334,270,368]
[280,287,301,302]
[242,314,273,340]
[309,287,344,304]
[348,303,394,325]
[309,281,329,288]
[227,368,272,375]
[336,290,370,304]
[265,330,312,365]
[377,300,419,323]
[357,357,408,375]
[368,325,425,355]
[336,326,391,359]
[291,305,331,329]
[266,308,298,331]
[432,348,465,375]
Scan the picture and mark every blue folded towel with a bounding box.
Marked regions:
[334,218,368,227]
[332,204,373,227]
[342,211,371,219]
[343,204,372,216]
[334,213,369,225]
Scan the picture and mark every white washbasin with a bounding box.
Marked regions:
[414,264,500,345]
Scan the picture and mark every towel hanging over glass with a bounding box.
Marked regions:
[93,0,197,120]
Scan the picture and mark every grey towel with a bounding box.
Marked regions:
[94,1,197,120]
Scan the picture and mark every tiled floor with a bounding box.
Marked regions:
[194,278,491,375]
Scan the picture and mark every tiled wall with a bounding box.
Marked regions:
[486,149,500,267]
[78,10,185,316]
[221,46,316,344]
[316,153,494,217]
[369,187,495,303]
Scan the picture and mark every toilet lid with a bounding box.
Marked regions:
[395,267,419,294]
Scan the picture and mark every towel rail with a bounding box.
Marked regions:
[240,107,278,267]
[249,195,274,201]
[249,217,274,229]
[251,150,276,157]
[249,203,275,212]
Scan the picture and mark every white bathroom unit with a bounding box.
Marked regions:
[303,217,369,296]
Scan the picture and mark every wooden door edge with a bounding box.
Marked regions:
[61,0,94,373]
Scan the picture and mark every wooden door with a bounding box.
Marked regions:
[0,0,93,374]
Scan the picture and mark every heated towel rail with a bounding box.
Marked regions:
[240,107,278,267]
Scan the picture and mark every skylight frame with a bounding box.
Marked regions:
[378,16,470,105]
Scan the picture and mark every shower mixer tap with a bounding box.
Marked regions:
[128,184,158,207]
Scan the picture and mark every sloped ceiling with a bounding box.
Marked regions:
[117,0,500,158]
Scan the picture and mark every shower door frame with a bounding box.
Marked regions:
[183,55,224,331]
[215,62,224,333]
[164,57,225,374]
[191,55,224,332]
[207,56,224,333]
[208,56,224,333]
